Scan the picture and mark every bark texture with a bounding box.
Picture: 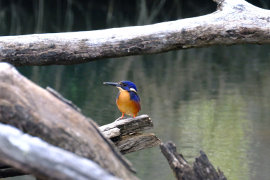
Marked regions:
[160,141,227,180]
[100,115,161,154]
[0,62,137,180]
[115,133,160,154]
[0,123,120,180]
[0,0,269,66]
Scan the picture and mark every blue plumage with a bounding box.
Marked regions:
[129,91,140,102]
[103,80,141,118]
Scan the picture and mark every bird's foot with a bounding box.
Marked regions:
[115,113,126,121]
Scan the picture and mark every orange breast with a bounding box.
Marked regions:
[116,90,140,117]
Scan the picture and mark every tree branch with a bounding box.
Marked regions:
[0,0,269,66]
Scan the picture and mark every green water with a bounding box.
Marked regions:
[2,1,270,179]
[17,45,270,180]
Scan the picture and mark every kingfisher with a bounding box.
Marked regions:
[103,81,141,118]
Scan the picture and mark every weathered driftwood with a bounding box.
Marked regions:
[0,62,138,180]
[100,115,154,138]
[100,115,161,154]
[0,0,269,66]
[0,123,120,180]
[115,133,160,154]
[160,141,227,180]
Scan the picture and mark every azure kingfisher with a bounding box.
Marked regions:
[103,81,141,118]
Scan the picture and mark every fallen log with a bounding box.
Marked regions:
[0,123,120,180]
[0,0,269,66]
[0,62,138,180]
[160,141,227,180]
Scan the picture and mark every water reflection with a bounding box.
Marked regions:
[18,45,270,180]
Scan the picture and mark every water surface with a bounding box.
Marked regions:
[18,44,270,180]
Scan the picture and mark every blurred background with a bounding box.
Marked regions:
[1,0,270,180]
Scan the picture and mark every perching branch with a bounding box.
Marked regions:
[0,0,269,66]
[99,115,161,154]
[100,115,154,139]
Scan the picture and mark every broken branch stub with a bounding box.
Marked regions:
[160,141,227,180]
[99,115,161,154]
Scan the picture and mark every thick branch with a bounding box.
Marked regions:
[0,62,137,180]
[100,115,161,154]
[0,0,269,66]
[160,141,227,180]
[0,123,119,180]
[115,133,160,154]
[100,115,153,138]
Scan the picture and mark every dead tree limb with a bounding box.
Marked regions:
[0,123,120,180]
[99,115,161,154]
[100,115,154,139]
[160,141,227,180]
[0,0,269,66]
[115,133,160,154]
[0,62,138,180]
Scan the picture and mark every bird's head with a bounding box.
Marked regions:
[103,80,138,93]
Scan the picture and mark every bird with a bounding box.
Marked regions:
[103,81,141,118]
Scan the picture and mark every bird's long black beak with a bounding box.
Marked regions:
[103,82,119,87]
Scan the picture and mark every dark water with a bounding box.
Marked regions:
[17,44,270,180]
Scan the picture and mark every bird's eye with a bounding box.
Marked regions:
[123,84,127,86]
